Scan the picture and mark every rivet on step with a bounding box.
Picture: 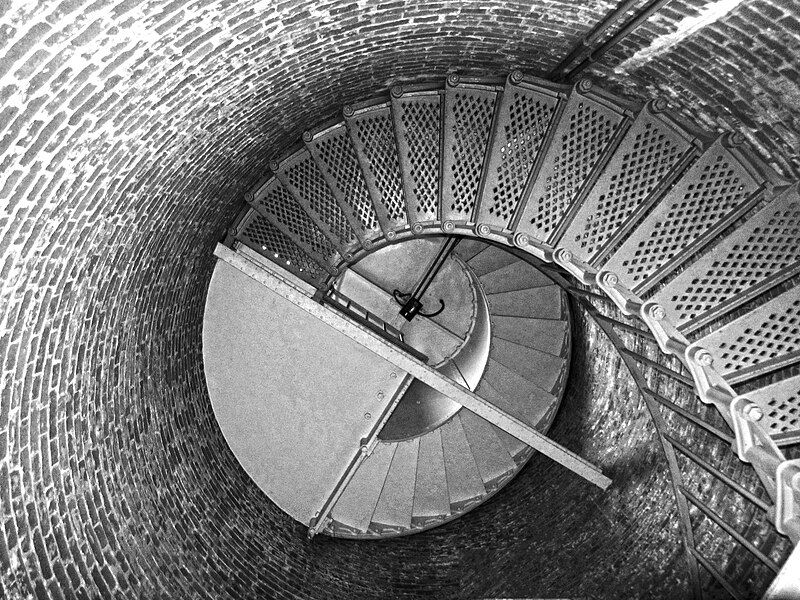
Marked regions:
[576,79,593,93]
[330,267,338,276]
[302,131,313,143]
[651,98,669,113]
[446,73,460,87]
[510,70,523,84]
[600,271,619,287]
[441,221,455,233]
[476,223,491,237]
[513,232,529,248]
[742,403,763,422]
[391,85,404,98]
[649,304,666,321]
[377,391,385,400]
[554,248,573,263]
[363,239,372,249]
[364,413,371,421]
[389,372,397,379]
[412,223,424,235]
[343,105,354,118]
[229,226,238,236]
[244,192,255,204]
[269,160,280,172]
[727,132,746,147]
[344,252,353,261]
[386,230,397,241]
[697,350,714,367]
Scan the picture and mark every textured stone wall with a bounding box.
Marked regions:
[586,0,800,178]
[1,0,798,598]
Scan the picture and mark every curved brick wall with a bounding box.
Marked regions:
[0,1,797,598]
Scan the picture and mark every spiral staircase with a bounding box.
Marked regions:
[204,71,800,599]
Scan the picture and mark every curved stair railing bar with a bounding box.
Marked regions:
[221,71,800,598]
[567,282,792,600]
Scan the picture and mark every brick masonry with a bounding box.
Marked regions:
[0,0,798,598]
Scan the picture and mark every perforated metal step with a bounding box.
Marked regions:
[473,73,564,231]
[602,135,776,291]
[345,99,408,237]
[391,84,444,226]
[440,75,503,225]
[557,100,699,261]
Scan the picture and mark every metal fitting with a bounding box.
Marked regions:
[476,223,491,237]
[599,271,619,287]
[513,232,529,248]
[696,350,714,367]
[742,403,764,422]
[554,248,573,263]
[651,98,669,113]
[441,220,455,233]
[411,223,424,235]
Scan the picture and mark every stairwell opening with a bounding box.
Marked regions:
[1,1,799,599]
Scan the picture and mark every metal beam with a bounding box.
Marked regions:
[215,243,612,490]
[579,297,703,600]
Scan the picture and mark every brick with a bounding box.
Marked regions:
[0,22,52,80]
[0,2,796,600]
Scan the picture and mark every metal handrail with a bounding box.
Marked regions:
[548,248,798,546]
[321,289,429,363]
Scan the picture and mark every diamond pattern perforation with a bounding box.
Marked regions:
[705,290,800,373]
[353,110,406,222]
[446,90,496,216]
[239,213,325,280]
[620,152,756,284]
[313,129,379,232]
[285,156,356,248]
[570,117,686,257]
[255,182,337,260]
[485,91,555,223]
[399,96,440,220]
[666,200,800,322]
[527,99,619,237]
[748,376,800,435]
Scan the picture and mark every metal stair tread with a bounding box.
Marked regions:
[466,245,520,276]
[458,409,517,485]
[412,428,451,519]
[489,337,567,394]
[490,315,569,357]
[487,421,529,462]
[331,441,396,533]
[475,375,555,431]
[370,437,419,529]
[481,356,558,406]
[440,414,487,506]
[454,238,490,262]
[486,285,563,319]
[477,260,554,294]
